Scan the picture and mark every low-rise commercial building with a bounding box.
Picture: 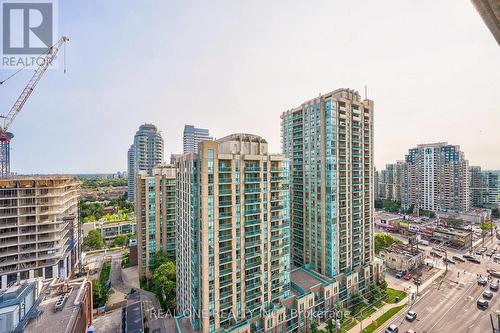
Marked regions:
[375,212,402,232]
[0,279,43,333]
[431,227,472,248]
[379,245,425,272]
[82,220,136,243]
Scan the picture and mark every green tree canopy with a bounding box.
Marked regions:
[112,234,129,248]
[84,230,104,250]
[151,261,176,311]
[374,233,403,254]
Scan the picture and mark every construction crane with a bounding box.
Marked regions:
[0,36,69,177]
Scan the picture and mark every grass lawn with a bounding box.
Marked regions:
[340,317,358,332]
[360,305,405,333]
[358,306,378,321]
[385,288,406,304]
[100,262,111,283]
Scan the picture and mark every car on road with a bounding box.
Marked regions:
[478,277,488,286]
[452,255,465,262]
[406,330,416,333]
[405,310,417,322]
[463,254,474,260]
[414,277,422,285]
[404,273,413,280]
[395,271,404,279]
[444,258,456,264]
[483,290,494,299]
[490,282,499,291]
[430,251,443,258]
[385,324,399,333]
[468,257,481,264]
[477,299,489,309]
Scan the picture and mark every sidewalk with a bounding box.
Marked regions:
[348,268,443,333]
[347,298,407,333]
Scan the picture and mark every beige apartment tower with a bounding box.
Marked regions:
[176,134,292,333]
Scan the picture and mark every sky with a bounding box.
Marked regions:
[0,0,499,174]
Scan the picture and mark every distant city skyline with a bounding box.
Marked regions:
[0,1,498,174]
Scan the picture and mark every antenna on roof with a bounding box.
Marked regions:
[364,86,368,100]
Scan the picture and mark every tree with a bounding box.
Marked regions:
[154,251,175,269]
[480,221,494,235]
[84,230,104,250]
[406,204,415,215]
[378,279,388,291]
[309,321,319,333]
[151,261,176,311]
[112,234,129,248]
[369,283,382,303]
[350,293,365,315]
[493,208,500,219]
[381,199,400,213]
[446,218,464,228]
[325,319,335,333]
[374,233,403,254]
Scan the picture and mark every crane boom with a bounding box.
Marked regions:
[1,36,69,132]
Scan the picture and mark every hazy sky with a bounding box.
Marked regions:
[1,0,499,174]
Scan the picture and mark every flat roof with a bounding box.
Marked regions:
[290,267,332,294]
[25,279,87,333]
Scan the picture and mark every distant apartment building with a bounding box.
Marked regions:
[183,124,212,153]
[127,145,135,202]
[0,176,80,289]
[377,162,404,202]
[82,219,136,243]
[281,88,382,302]
[401,142,470,213]
[127,124,164,202]
[469,166,500,209]
[136,164,176,278]
[175,134,292,333]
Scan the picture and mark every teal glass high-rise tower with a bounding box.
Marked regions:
[281,88,381,303]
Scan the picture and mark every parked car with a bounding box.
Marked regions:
[405,310,417,322]
[468,257,481,264]
[430,251,442,258]
[478,277,488,286]
[452,255,465,262]
[404,273,413,280]
[483,290,494,299]
[490,282,499,291]
[463,254,474,260]
[477,299,489,309]
[385,324,399,333]
[406,330,416,333]
[444,258,456,265]
[395,271,404,279]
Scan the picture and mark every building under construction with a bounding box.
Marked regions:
[0,176,80,289]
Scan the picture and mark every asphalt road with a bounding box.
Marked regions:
[382,233,500,333]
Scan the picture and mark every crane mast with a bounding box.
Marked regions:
[0,36,69,177]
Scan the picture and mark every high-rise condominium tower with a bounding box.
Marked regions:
[127,124,164,202]
[402,142,470,213]
[0,176,80,288]
[281,88,381,300]
[377,162,404,201]
[469,166,500,209]
[176,134,291,333]
[183,124,212,153]
[136,164,176,278]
